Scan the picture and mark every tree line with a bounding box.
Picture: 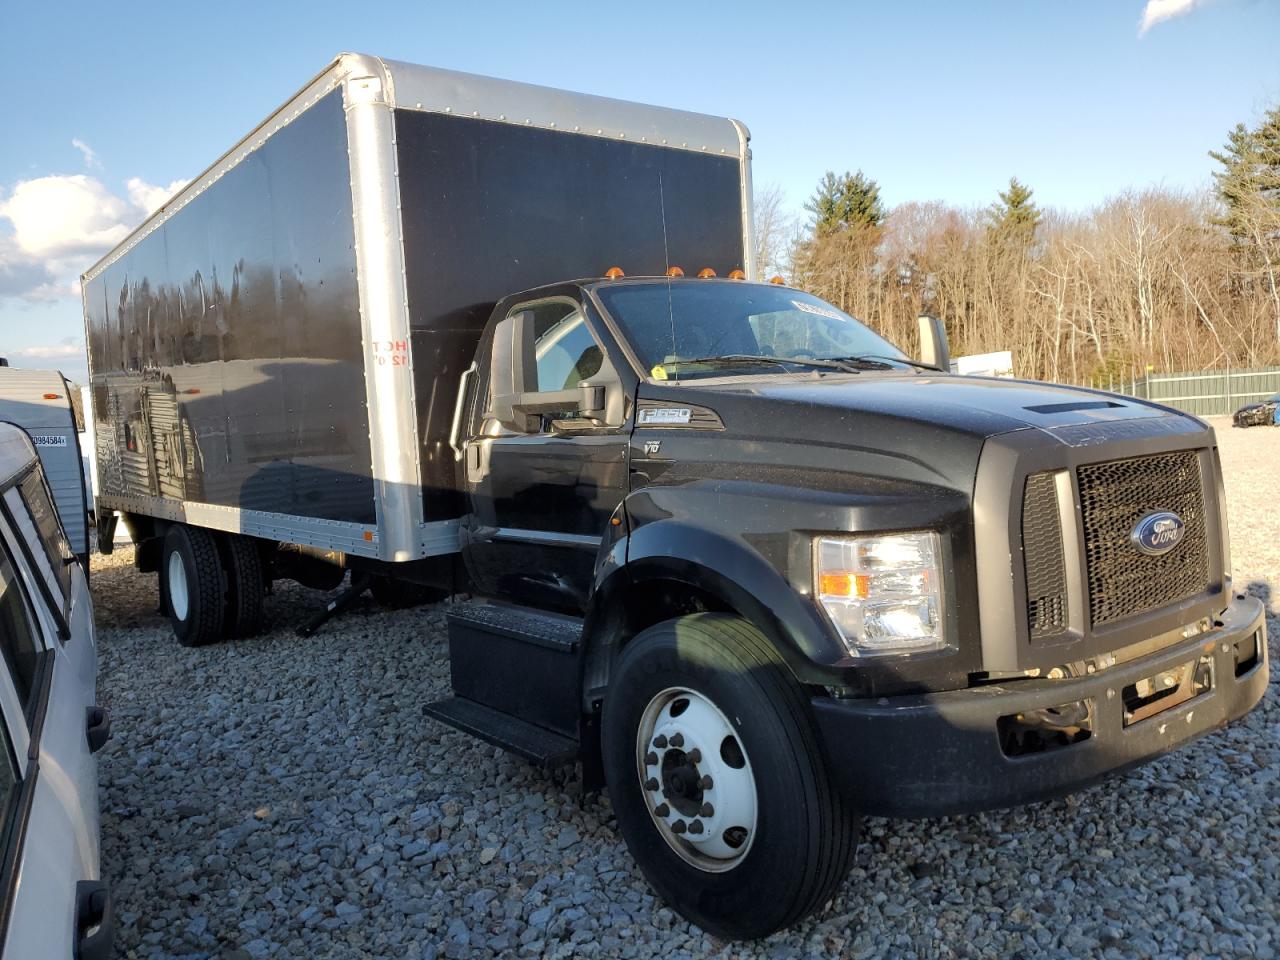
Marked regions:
[756,105,1280,383]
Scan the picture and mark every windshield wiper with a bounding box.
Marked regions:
[823,354,943,372]
[662,354,861,373]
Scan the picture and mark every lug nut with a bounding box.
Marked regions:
[671,820,687,834]
[654,803,670,817]
[669,733,684,748]
[700,802,714,817]
[699,775,714,790]
[645,778,659,791]
[688,820,704,834]
[653,735,668,749]
[687,748,701,763]
[645,752,658,766]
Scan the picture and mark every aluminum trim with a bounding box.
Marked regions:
[344,71,424,563]
[730,119,756,279]
[381,58,745,158]
[418,519,463,557]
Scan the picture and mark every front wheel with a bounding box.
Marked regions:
[601,614,859,939]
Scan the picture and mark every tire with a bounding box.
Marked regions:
[601,614,860,939]
[368,574,447,609]
[161,525,226,647]
[218,533,267,637]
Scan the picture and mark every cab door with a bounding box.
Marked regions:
[460,297,629,613]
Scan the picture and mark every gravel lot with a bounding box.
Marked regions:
[96,416,1278,960]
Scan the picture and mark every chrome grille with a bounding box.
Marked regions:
[1076,451,1209,626]
[1022,472,1068,638]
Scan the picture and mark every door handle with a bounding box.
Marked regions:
[449,361,478,461]
[75,880,114,960]
[86,706,112,754]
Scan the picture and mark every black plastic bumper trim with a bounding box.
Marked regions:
[814,594,1268,818]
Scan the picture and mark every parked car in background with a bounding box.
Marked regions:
[0,423,111,959]
[1232,393,1280,427]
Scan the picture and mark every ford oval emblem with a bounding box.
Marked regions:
[1131,511,1186,556]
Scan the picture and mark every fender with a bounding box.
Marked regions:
[582,515,849,694]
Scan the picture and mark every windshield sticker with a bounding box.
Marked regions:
[638,407,692,426]
[792,300,845,321]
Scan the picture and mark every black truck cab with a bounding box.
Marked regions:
[433,273,1268,938]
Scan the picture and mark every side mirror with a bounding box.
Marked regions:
[918,314,950,372]
[487,310,537,431]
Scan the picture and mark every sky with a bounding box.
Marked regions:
[2,0,1277,383]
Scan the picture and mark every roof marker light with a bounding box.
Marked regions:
[769,275,786,285]
[666,266,685,278]
[605,266,625,279]
[697,268,716,278]
[728,269,746,280]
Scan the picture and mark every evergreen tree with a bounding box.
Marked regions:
[986,177,1041,249]
[805,170,885,235]
[1211,107,1280,240]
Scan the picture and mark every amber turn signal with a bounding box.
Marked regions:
[666,266,685,278]
[604,266,625,279]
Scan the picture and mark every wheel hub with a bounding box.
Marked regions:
[167,552,190,622]
[636,687,758,872]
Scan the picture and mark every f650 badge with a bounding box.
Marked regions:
[1131,511,1185,556]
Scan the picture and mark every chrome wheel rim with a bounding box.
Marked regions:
[635,686,758,872]
[168,552,189,621]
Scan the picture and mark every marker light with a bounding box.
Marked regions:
[697,268,716,278]
[728,269,746,280]
[605,266,625,279]
[815,531,948,657]
[43,393,61,400]
[769,275,785,285]
[666,266,685,278]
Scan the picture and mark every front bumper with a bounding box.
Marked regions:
[813,595,1268,818]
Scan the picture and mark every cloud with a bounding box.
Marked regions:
[6,337,84,361]
[0,171,185,303]
[71,138,101,169]
[1139,0,1205,35]
[0,175,132,260]
[126,177,188,217]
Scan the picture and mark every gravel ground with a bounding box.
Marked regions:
[96,416,1279,960]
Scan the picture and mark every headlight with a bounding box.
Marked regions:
[815,531,948,657]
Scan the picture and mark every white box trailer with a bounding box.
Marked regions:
[0,367,90,564]
[82,53,752,579]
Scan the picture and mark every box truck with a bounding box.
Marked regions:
[83,54,1268,938]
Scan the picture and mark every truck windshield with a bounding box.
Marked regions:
[593,281,907,379]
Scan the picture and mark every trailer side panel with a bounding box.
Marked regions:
[394,110,746,517]
[84,90,376,525]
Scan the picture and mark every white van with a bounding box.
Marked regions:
[0,423,111,958]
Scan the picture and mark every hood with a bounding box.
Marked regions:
[645,373,1180,440]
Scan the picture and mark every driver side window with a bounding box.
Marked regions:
[532,303,603,393]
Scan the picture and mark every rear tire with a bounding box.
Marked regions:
[601,614,860,939]
[218,534,267,637]
[162,525,226,646]
[368,574,447,609]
